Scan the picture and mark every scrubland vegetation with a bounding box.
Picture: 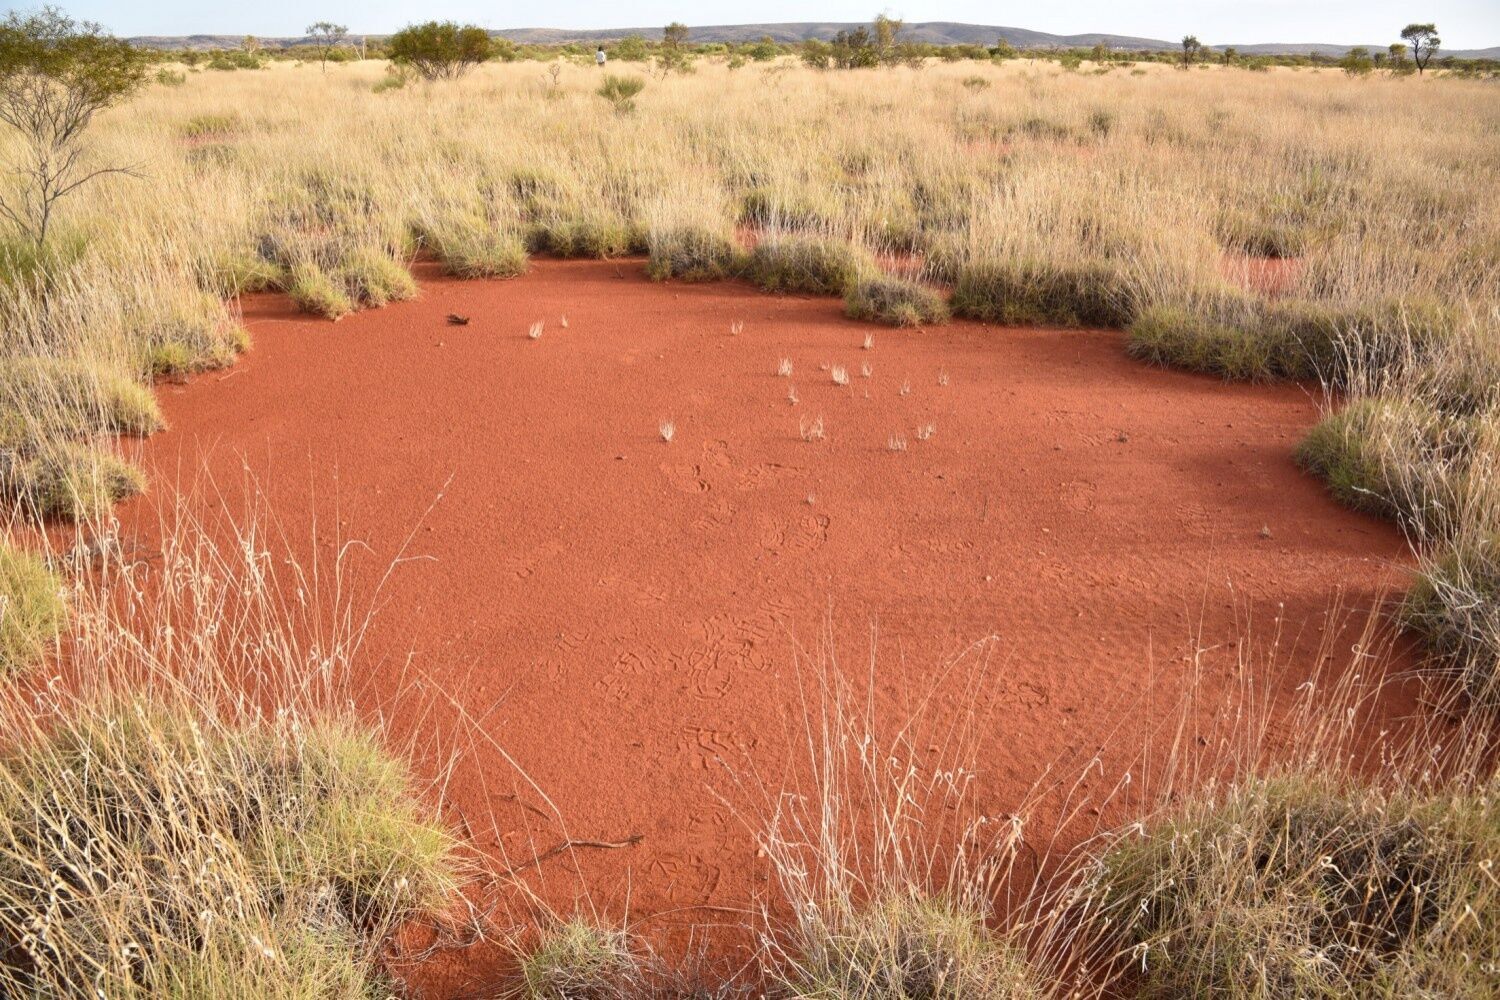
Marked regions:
[0,18,1498,997]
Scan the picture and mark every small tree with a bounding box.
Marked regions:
[386,21,493,81]
[1181,35,1203,65]
[1340,46,1374,76]
[1399,23,1439,74]
[596,74,644,114]
[306,21,348,73]
[658,22,690,74]
[0,7,147,250]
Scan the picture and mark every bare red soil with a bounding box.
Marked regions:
[123,259,1414,995]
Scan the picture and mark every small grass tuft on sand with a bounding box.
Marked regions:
[779,892,1045,1000]
[339,248,417,308]
[1295,397,1474,535]
[417,220,530,279]
[844,276,949,327]
[288,263,355,320]
[0,543,66,674]
[520,920,642,1000]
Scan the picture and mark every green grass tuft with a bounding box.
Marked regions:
[0,543,66,674]
[419,222,530,279]
[0,357,163,438]
[1295,397,1474,535]
[746,237,868,296]
[951,259,1136,328]
[646,227,739,282]
[338,249,417,308]
[1404,533,1500,711]
[520,920,641,1000]
[782,892,1046,1000]
[0,701,458,997]
[1087,774,1499,999]
[4,443,146,522]
[844,276,950,327]
[288,263,355,320]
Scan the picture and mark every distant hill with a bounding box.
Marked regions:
[127,22,1500,60]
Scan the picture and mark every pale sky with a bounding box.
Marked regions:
[44,1,1500,49]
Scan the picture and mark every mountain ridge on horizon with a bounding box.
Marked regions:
[126,20,1500,60]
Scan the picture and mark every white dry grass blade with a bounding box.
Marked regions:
[831,366,849,386]
[778,358,793,377]
[528,321,544,340]
[659,419,675,443]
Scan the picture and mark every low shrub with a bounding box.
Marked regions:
[951,259,1136,328]
[288,263,355,320]
[844,276,950,326]
[746,237,868,296]
[0,701,458,997]
[1404,533,1500,710]
[0,543,65,673]
[1087,774,1499,998]
[645,227,738,282]
[1295,397,1474,535]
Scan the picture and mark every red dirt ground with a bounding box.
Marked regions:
[122,259,1416,996]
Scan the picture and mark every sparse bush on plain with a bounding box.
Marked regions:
[597,74,646,114]
[386,20,493,81]
[844,275,950,326]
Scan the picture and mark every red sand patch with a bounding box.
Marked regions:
[1221,252,1305,297]
[124,259,1414,994]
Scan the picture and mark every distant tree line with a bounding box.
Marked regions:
[131,16,1496,80]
